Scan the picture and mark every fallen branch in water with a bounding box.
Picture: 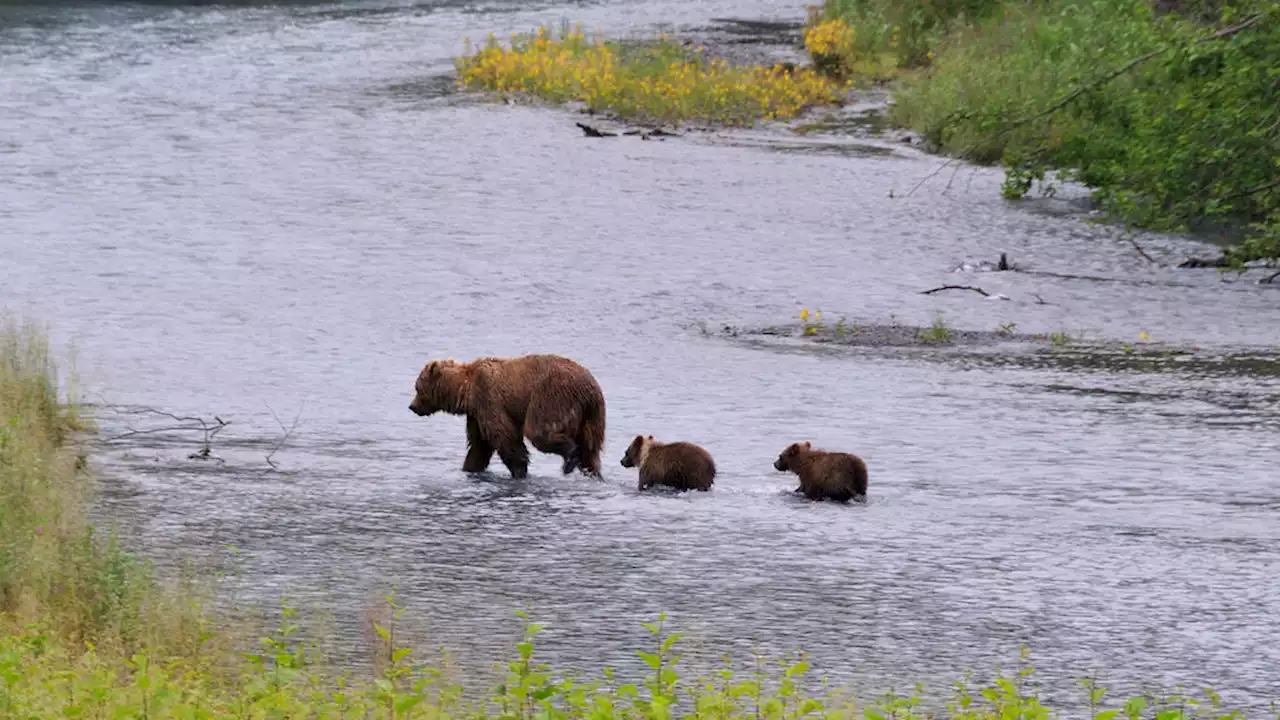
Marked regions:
[103,407,229,462]
[1178,254,1231,268]
[920,284,991,297]
[1261,269,1280,284]
[576,122,617,137]
[1125,234,1157,265]
[264,401,305,470]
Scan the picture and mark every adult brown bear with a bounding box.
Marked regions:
[409,354,606,480]
[620,435,716,492]
[773,441,868,502]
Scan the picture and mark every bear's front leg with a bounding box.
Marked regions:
[462,416,494,473]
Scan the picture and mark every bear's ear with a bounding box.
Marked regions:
[647,435,654,441]
[802,441,812,450]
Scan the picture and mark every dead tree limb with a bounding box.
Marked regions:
[576,122,616,137]
[264,401,305,470]
[920,285,991,297]
[102,406,229,461]
[904,12,1265,198]
[1125,233,1157,265]
[1261,269,1280,284]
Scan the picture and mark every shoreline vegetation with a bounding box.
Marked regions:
[452,1,1279,268]
[0,318,1271,717]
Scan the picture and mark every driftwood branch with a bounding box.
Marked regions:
[1124,233,1157,265]
[264,401,305,470]
[1261,269,1280,284]
[920,284,991,297]
[903,12,1265,198]
[103,406,229,461]
[576,122,616,137]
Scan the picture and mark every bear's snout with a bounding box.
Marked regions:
[773,458,787,471]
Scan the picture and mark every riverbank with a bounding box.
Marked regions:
[450,0,1278,268]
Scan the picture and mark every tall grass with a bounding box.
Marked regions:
[0,317,1269,718]
[0,317,213,659]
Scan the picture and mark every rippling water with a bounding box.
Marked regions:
[3,0,1279,710]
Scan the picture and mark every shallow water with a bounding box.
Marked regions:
[3,0,1280,710]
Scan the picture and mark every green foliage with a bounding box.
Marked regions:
[817,0,1004,67]
[889,0,1280,261]
[0,317,212,659]
[1,611,1270,720]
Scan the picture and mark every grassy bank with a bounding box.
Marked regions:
[0,318,1268,718]
[810,0,1279,263]
[454,24,847,126]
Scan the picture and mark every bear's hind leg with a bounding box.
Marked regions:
[497,442,530,480]
[529,431,579,475]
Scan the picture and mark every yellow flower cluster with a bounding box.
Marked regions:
[455,24,844,126]
[804,19,855,57]
[803,18,858,78]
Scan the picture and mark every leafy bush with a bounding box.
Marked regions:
[889,0,1280,262]
[814,0,1004,68]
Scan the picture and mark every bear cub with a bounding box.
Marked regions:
[620,435,716,492]
[773,441,867,502]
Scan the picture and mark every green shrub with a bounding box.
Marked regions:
[889,0,1280,262]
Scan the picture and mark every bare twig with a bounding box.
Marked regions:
[102,406,229,461]
[920,284,991,297]
[264,401,305,470]
[1125,233,1157,265]
[904,12,1265,198]
[1219,178,1280,202]
[1261,269,1280,285]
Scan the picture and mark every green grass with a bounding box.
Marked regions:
[1,315,1273,719]
[919,313,954,343]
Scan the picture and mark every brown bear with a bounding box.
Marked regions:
[408,354,606,480]
[773,441,867,502]
[620,435,716,492]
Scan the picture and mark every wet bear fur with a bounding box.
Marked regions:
[620,435,716,492]
[773,441,867,502]
[409,354,606,480]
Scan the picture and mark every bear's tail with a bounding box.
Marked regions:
[577,393,606,477]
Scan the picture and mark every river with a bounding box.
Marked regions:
[2,0,1279,711]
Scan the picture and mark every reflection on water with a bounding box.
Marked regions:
[2,0,1279,710]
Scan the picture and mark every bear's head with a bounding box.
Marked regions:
[773,441,812,472]
[620,434,653,468]
[409,359,465,416]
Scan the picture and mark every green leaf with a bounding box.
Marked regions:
[636,651,661,670]
[1125,697,1149,718]
[396,695,426,713]
[1095,710,1121,720]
